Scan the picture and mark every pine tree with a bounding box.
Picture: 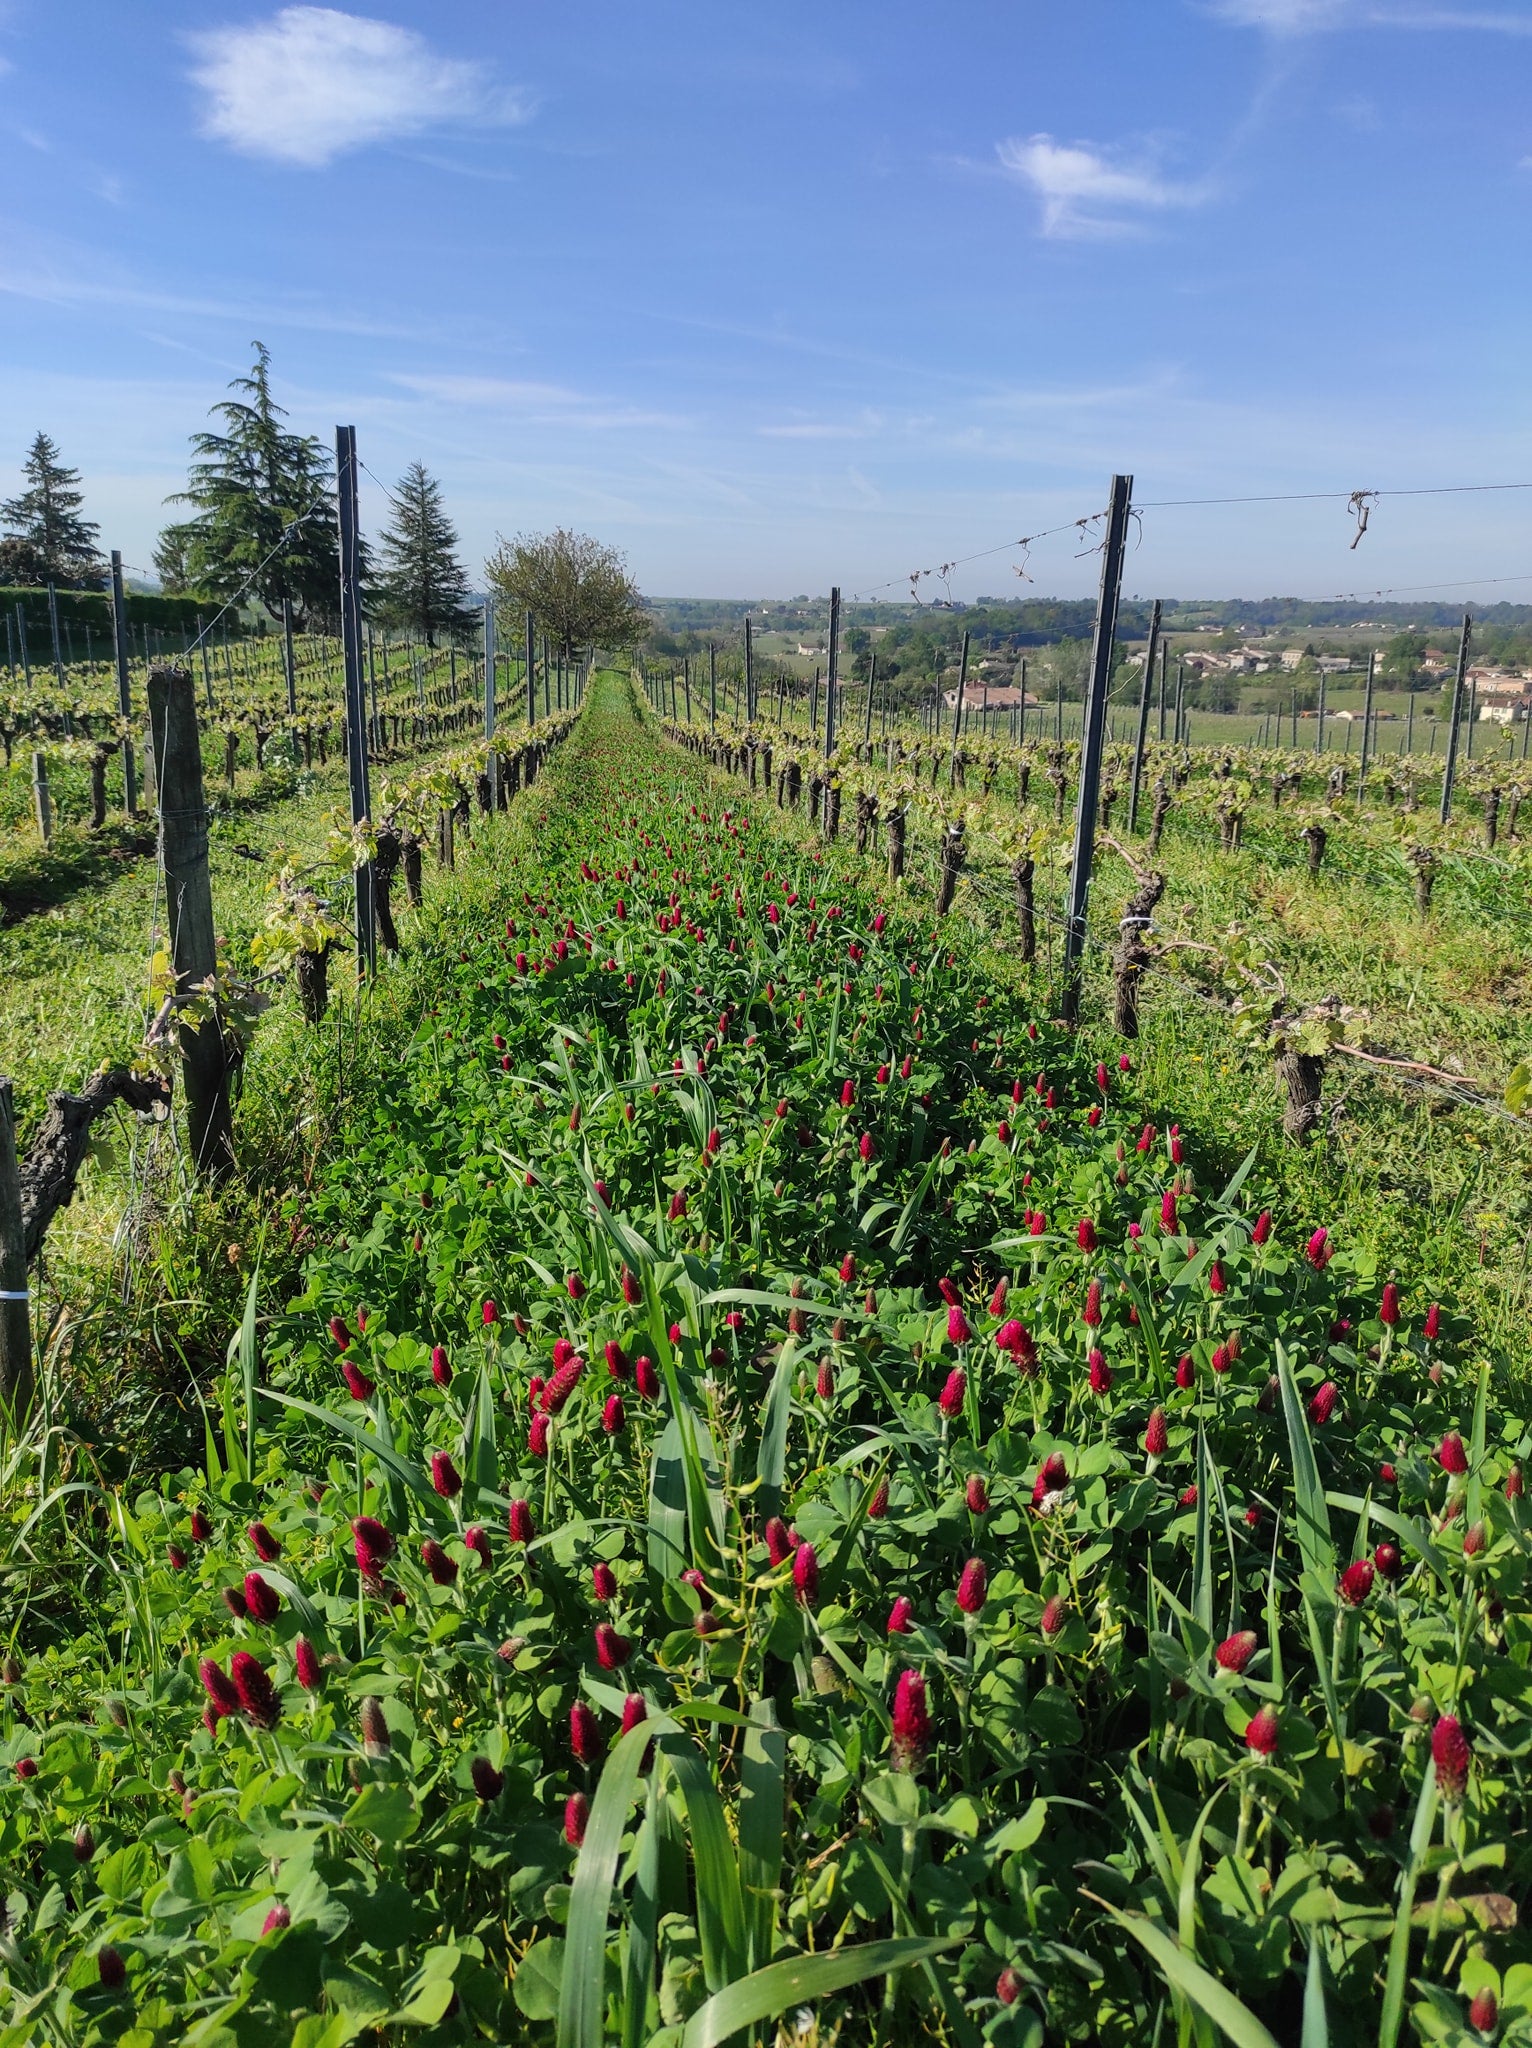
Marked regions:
[376,462,473,646]
[163,342,339,627]
[0,432,103,588]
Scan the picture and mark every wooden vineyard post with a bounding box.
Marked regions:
[109,551,139,814]
[1060,473,1133,1026]
[744,618,754,721]
[525,611,537,726]
[148,665,235,1182]
[1440,611,1471,825]
[709,642,717,728]
[1127,598,1161,835]
[0,1079,32,1419]
[864,650,877,748]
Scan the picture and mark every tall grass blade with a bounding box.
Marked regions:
[621,1792,661,2048]
[677,1938,955,2048]
[1378,1765,1439,2048]
[647,1414,688,1581]
[1193,1426,1213,1646]
[754,1341,797,1520]
[1275,1340,1336,1595]
[468,1356,497,1500]
[1095,1904,1282,2048]
[1301,1937,1329,2048]
[661,1735,748,1993]
[558,1716,676,2048]
[738,1702,787,1971]
[259,1389,440,1516]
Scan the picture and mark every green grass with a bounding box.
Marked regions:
[0,710,536,1466]
[669,694,1532,1387]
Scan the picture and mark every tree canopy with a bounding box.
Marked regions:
[375,462,474,646]
[483,528,648,657]
[0,433,103,588]
[161,342,339,628]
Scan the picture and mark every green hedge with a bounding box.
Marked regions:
[0,585,255,657]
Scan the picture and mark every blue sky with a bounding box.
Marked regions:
[3,0,1531,601]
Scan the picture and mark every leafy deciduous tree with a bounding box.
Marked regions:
[483,528,649,659]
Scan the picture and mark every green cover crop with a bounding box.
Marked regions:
[0,674,1526,2047]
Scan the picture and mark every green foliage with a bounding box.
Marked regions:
[485,527,650,658]
[0,674,1526,2048]
[0,431,103,588]
[374,462,475,648]
[165,341,340,628]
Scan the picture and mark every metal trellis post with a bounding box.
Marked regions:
[1060,472,1133,1026]
[1440,611,1471,825]
[335,426,375,974]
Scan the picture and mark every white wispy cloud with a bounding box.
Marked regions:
[996,134,1212,238]
[186,7,530,167]
[1208,0,1532,29]
[757,411,884,441]
[388,372,689,431]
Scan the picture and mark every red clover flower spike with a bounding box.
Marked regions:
[351,1517,395,1577]
[1338,1558,1375,1607]
[294,1637,324,1692]
[243,1573,281,1624]
[230,1651,282,1729]
[1245,1706,1280,1756]
[1032,1453,1068,1507]
[569,1701,603,1766]
[956,1557,988,1615]
[1432,1715,1471,1801]
[891,1670,931,1771]
[341,1360,375,1402]
[938,1368,966,1417]
[792,1542,820,1606]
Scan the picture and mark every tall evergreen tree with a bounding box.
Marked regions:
[376,462,473,645]
[163,342,339,627]
[0,432,103,588]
